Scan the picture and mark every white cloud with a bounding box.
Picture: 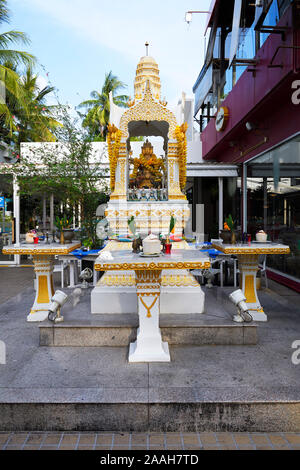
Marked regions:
[23,0,210,101]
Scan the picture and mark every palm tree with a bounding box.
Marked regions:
[0,0,35,138]
[13,67,62,143]
[77,71,128,140]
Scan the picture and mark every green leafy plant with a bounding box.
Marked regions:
[55,214,72,230]
[224,214,235,231]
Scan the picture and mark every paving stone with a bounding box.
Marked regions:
[202,446,221,450]
[233,433,252,445]
[267,434,289,446]
[4,445,24,450]
[60,434,79,445]
[284,434,300,445]
[78,434,96,445]
[59,445,77,450]
[112,445,130,450]
[131,434,148,445]
[255,446,273,450]
[199,433,218,445]
[165,433,182,445]
[182,434,200,445]
[251,434,270,445]
[96,434,113,446]
[6,433,28,445]
[113,433,130,445]
[26,433,45,444]
[0,434,10,444]
[40,446,58,450]
[43,434,63,445]
[77,446,94,450]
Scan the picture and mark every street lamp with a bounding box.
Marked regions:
[185,10,210,25]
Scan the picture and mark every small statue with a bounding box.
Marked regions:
[132,236,142,253]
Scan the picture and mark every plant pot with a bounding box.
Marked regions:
[219,230,232,244]
[62,228,75,243]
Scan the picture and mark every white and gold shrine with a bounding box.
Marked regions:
[105,51,189,236]
[91,49,207,315]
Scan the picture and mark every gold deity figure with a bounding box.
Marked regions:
[129,140,166,189]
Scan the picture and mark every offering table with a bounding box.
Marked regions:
[212,242,290,321]
[2,242,81,322]
[94,249,210,362]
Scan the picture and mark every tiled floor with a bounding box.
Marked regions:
[0,432,300,450]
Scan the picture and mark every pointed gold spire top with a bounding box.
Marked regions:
[134,43,161,101]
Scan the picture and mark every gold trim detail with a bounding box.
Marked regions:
[2,242,81,255]
[119,81,177,139]
[95,261,211,271]
[212,244,290,255]
[244,275,257,303]
[37,275,50,304]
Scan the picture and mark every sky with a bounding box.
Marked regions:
[8,0,211,108]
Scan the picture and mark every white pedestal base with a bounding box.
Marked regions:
[129,339,170,363]
[249,310,267,322]
[91,270,205,315]
[27,255,55,322]
[27,310,49,322]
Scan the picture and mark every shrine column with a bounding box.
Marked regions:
[167,141,185,200]
[110,140,128,201]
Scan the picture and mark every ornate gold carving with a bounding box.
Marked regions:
[119,81,177,139]
[98,271,201,288]
[175,123,188,191]
[2,242,81,255]
[94,261,211,271]
[212,244,290,255]
[107,124,122,191]
[137,292,160,318]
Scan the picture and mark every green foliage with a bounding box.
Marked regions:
[0,1,36,137]
[5,106,109,248]
[55,214,72,230]
[169,215,176,235]
[77,71,129,140]
[225,214,235,231]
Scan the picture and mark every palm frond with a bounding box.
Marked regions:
[0,1,9,24]
[0,49,35,67]
[0,30,31,47]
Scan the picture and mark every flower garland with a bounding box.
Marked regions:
[174,123,188,191]
[107,124,122,191]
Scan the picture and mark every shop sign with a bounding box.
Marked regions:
[215,106,229,132]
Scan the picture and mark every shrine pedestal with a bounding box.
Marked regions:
[91,269,205,315]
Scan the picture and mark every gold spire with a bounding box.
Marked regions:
[134,44,161,101]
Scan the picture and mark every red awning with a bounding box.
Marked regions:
[204,0,220,35]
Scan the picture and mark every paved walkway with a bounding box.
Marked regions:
[0,267,299,438]
[1,431,300,450]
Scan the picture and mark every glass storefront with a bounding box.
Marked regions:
[0,174,15,263]
[245,134,300,280]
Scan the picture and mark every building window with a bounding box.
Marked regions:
[246,134,300,280]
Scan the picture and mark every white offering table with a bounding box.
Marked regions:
[212,242,290,321]
[94,249,210,362]
[2,242,81,321]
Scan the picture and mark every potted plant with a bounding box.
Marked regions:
[220,214,236,244]
[55,215,75,244]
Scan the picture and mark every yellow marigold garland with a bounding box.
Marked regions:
[107,124,122,191]
[174,122,188,191]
